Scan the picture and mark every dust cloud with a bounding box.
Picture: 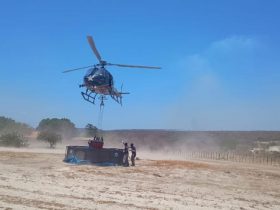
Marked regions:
[98,130,280,159]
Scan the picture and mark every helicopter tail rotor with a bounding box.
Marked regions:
[119,83,130,95]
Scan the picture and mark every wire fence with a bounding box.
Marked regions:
[166,151,280,167]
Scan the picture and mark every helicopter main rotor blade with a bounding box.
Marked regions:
[108,63,161,69]
[62,65,95,73]
[87,36,102,62]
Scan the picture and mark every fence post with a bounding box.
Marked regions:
[267,155,269,165]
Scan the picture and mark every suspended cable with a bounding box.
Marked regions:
[97,98,105,137]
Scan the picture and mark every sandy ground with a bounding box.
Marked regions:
[0,144,280,210]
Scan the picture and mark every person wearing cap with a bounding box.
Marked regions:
[130,143,136,166]
[123,142,129,166]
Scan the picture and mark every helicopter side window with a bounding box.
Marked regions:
[109,75,113,86]
[85,69,92,76]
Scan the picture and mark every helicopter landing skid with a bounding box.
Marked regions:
[81,90,97,105]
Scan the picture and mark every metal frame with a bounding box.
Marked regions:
[81,89,97,105]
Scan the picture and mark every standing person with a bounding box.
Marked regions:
[130,143,136,166]
[122,142,129,167]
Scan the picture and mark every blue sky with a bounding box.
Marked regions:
[0,0,280,130]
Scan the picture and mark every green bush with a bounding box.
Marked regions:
[85,123,98,137]
[0,133,29,147]
[0,116,33,136]
[37,131,62,148]
[37,118,76,139]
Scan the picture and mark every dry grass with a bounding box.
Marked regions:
[0,151,36,159]
[148,160,211,169]
[1,148,280,209]
[0,194,67,210]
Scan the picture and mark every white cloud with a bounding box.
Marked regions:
[209,36,260,53]
[164,35,280,130]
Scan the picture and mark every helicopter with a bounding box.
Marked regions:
[63,36,161,107]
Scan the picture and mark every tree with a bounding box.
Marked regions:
[0,116,33,136]
[85,123,98,137]
[37,131,62,148]
[37,118,76,139]
[0,132,28,147]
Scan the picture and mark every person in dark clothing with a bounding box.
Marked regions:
[123,142,129,166]
[130,143,136,166]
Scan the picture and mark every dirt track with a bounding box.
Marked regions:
[0,148,279,210]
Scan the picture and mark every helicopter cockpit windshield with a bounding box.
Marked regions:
[84,67,113,87]
[85,68,98,76]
